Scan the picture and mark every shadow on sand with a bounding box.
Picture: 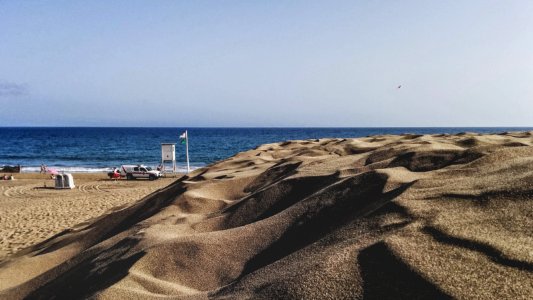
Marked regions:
[25,238,145,300]
[358,242,451,300]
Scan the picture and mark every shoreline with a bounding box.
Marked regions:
[3,166,202,174]
[1,172,185,179]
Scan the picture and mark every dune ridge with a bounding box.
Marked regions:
[1,132,532,299]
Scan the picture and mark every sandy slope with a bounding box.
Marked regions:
[1,133,532,299]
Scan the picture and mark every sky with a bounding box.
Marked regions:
[0,1,532,127]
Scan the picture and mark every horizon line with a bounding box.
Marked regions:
[1,126,533,129]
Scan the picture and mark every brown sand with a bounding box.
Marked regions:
[0,174,177,260]
[0,133,532,299]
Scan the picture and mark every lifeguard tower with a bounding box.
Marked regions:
[161,143,177,173]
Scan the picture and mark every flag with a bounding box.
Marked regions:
[179,131,187,145]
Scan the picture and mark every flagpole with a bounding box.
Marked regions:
[185,130,190,173]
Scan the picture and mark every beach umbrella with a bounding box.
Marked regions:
[47,168,59,175]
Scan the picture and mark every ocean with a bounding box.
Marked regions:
[0,127,531,173]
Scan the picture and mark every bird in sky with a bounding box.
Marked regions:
[397,85,402,89]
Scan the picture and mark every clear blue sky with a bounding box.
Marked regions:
[1,1,532,127]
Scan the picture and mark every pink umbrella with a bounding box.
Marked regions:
[47,168,59,175]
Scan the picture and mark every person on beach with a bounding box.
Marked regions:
[40,164,47,174]
[108,167,120,181]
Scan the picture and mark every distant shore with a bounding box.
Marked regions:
[2,127,532,177]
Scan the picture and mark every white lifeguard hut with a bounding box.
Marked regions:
[161,143,177,173]
[55,173,75,189]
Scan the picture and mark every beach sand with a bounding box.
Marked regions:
[1,132,532,299]
[0,173,178,261]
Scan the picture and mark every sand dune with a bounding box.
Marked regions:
[1,133,532,299]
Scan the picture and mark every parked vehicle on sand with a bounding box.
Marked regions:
[120,165,162,180]
[0,165,21,173]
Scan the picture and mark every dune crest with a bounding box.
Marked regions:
[1,133,532,299]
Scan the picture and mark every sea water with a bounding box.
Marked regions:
[0,127,531,173]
